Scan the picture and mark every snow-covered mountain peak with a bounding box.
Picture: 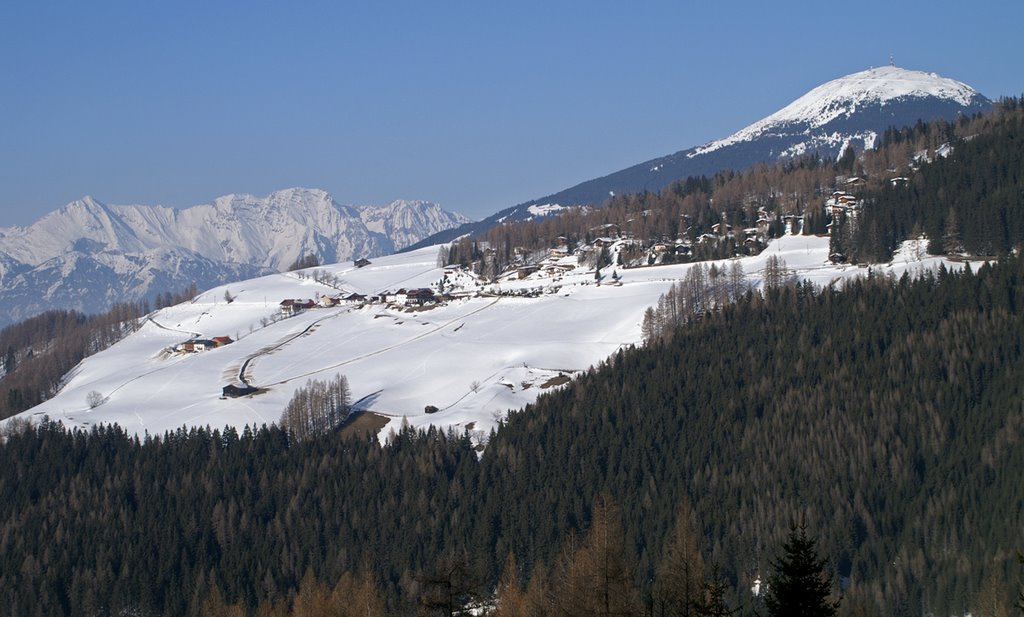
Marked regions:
[69,194,106,211]
[264,187,336,209]
[56,195,113,222]
[764,66,981,125]
[378,198,430,211]
[0,189,470,325]
[358,199,471,252]
[210,187,334,214]
[692,66,987,157]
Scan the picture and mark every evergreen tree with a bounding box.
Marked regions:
[654,498,705,617]
[553,496,640,617]
[764,525,839,617]
[641,307,657,344]
[288,253,321,271]
[417,551,480,617]
[943,207,964,255]
[3,345,14,373]
[692,566,738,617]
[763,255,788,291]
[1017,552,1024,616]
[331,569,388,617]
[492,553,528,617]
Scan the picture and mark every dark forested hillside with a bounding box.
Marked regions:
[3,256,1024,616]
[483,261,1024,615]
[847,98,1024,261]
[0,305,143,420]
[0,285,197,421]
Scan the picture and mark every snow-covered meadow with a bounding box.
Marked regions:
[6,234,966,441]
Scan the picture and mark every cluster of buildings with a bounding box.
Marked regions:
[278,287,440,317]
[826,189,861,217]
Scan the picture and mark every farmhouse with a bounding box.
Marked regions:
[544,264,574,276]
[280,299,316,316]
[756,217,770,236]
[177,339,220,353]
[222,384,258,398]
[404,288,436,306]
[354,258,372,268]
[385,289,407,304]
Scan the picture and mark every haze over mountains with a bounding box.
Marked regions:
[0,189,469,326]
[408,66,993,249]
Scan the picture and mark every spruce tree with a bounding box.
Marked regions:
[764,525,839,617]
[692,566,738,617]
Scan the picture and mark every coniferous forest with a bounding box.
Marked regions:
[2,256,1024,616]
[0,284,199,422]
[2,102,1024,617]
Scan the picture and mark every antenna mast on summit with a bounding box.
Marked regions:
[890,54,895,67]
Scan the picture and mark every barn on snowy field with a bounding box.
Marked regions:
[222,384,258,398]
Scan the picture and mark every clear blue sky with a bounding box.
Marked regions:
[1,0,1020,226]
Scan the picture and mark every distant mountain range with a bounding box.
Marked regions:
[407,66,992,249]
[0,188,469,326]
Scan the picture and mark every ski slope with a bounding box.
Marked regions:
[7,236,965,442]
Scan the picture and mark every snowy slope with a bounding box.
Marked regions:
[0,189,470,325]
[6,236,969,443]
[690,66,986,156]
[408,66,991,249]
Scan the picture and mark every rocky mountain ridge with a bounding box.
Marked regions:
[0,189,469,325]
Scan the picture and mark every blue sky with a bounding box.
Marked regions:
[1,1,1021,226]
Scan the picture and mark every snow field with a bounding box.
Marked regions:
[8,236,970,441]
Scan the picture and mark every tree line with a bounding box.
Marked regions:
[279,375,352,442]
[0,283,200,421]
